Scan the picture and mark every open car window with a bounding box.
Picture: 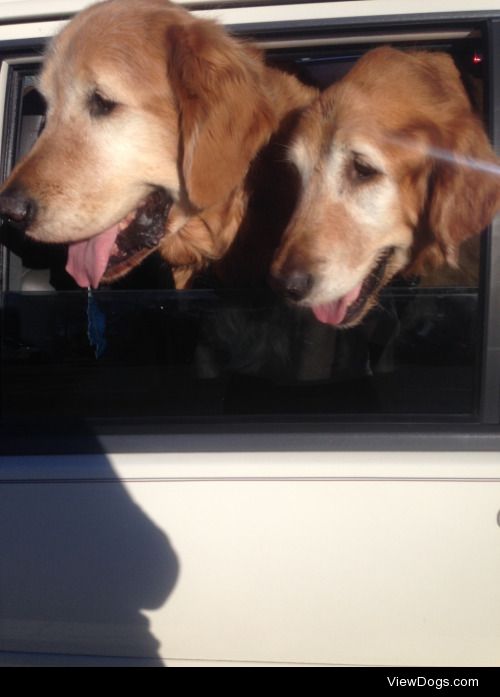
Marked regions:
[1,15,499,446]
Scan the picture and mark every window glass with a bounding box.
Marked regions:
[0,31,490,426]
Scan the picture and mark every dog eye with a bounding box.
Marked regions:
[88,90,118,118]
[352,157,380,182]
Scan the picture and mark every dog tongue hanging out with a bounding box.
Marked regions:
[65,190,173,288]
[66,228,117,289]
[0,0,315,290]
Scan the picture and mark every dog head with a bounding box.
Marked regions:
[271,47,500,327]
[0,0,275,287]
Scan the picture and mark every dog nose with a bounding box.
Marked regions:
[0,186,37,230]
[271,268,314,302]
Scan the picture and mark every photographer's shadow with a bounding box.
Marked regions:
[0,453,179,666]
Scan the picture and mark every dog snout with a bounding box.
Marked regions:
[271,266,314,302]
[0,185,37,231]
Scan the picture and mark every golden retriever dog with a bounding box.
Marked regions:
[0,0,315,289]
[271,46,500,327]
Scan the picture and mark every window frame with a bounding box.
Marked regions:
[1,8,500,454]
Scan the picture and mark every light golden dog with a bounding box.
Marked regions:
[271,47,500,327]
[0,0,315,289]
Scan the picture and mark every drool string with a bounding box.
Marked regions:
[87,287,107,358]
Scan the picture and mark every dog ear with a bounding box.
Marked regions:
[166,20,276,210]
[406,53,500,274]
[424,115,500,268]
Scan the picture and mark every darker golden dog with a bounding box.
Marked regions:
[271,47,500,327]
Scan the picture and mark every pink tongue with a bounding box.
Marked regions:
[65,224,121,288]
[312,282,363,326]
